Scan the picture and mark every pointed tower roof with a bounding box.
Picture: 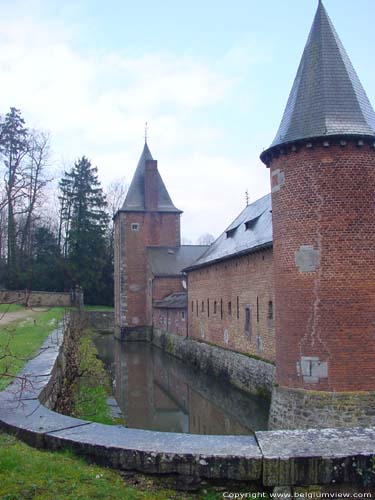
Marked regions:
[121,143,181,213]
[261,1,375,162]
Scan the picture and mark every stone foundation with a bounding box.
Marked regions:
[114,325,152,342]
[269,385,375,430]
[152,328,275,397]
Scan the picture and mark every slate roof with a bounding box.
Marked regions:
[147,245,209,277]
[261,1,375,161]
[153,292,187,309]
[121,143,181,213]
[185,194,272,271]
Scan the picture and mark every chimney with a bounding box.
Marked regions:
[144,159,158,210]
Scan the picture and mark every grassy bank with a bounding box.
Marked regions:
[71,332,122,425]
[0,432,226,500]
[0,307,65,390]
[0,303,24,313]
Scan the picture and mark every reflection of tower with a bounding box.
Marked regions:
[114,342,155,430]
[114,143,182,340]
[261,2,375,429]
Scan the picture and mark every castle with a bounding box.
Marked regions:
[114,2,375,429]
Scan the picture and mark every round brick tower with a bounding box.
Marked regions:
[261,2,375,429]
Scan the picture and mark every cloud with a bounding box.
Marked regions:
[0,5,269,240]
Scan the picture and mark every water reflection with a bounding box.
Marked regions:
[93,334,269,435]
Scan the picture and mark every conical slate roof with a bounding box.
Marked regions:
[262,1,375,160]
[121,143,181,212]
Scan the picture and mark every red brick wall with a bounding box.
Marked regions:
[153,308,187,337]
[152,277,184,301]
[269,141,375,391]
[187,248,275,362]
[114,211,180,330]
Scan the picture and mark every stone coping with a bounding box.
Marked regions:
[0,326,374,488]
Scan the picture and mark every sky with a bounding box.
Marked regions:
[1,0,375,241]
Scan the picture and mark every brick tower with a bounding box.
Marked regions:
[261,2,375,429]
[114,143,181,340]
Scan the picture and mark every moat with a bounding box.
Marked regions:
[93,333,270,435]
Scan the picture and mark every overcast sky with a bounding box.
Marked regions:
[1,0,375,241]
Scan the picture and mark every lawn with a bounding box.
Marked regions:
[0,303,24,313]
[84,305,114,311]
[0,307,66,390]
[0,432,227,500]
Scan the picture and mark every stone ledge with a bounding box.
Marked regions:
[0,323,374,488]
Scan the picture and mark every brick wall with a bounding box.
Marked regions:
[153,307,187,337]
[187,247,275,362]
[114,211,181,332]
[269,141,375,392]
[152,276,184,301]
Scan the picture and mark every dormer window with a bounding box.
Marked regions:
[131,223,140,231]
[245,213,263,231]
[226,227,237,238]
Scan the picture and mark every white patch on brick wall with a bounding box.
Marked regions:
[224,328,229,344]
[132,316,140,325]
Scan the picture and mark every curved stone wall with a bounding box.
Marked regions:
[0,323,375,490]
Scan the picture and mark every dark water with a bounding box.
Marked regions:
[92,334,270,435]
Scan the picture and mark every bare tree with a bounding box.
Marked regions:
[196,233,215,245]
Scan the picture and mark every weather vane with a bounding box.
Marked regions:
[144,122,148,144]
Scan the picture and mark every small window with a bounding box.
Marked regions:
[245,305,252,338]
[213,301,217,314]
[256,296,259,323]
[268,300,274,320]
[220,299,223,319]
[196,300,198,316]
[191,301,194,313]
[131,223,139,231]
[181,311,185,320]
[201,301,204,313]
[236,296,239,319]
[228,301,232,316]
[207,299,210,317]
[226,226,238,238]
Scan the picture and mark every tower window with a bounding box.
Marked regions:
[220,299,223,319]
[213,301,217,314]
[181,311,185,320]
[201,301,204,313]
[131,223,139,231]
[207,299,210,317]
[236,296,239,319]
[196,300,198,316]
[228,301,232,316]
[256,296,259,323]
[191,301,194,313]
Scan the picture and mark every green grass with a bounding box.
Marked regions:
[0,432,204,500]
[0,307,66,390]
[84,305,114,311]
[72,334,123,425]
[0,303,24,313]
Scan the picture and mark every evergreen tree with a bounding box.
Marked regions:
[0,108,29,288]
[62,157,109,304]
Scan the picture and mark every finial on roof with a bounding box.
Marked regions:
[144,122,148,144]
[245,189,249,207]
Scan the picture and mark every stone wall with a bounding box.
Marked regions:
[0,289,73,307]
[152,328,275,397]
[187,247,275,363]
[83,311,115,333]
[269,385,375,430]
